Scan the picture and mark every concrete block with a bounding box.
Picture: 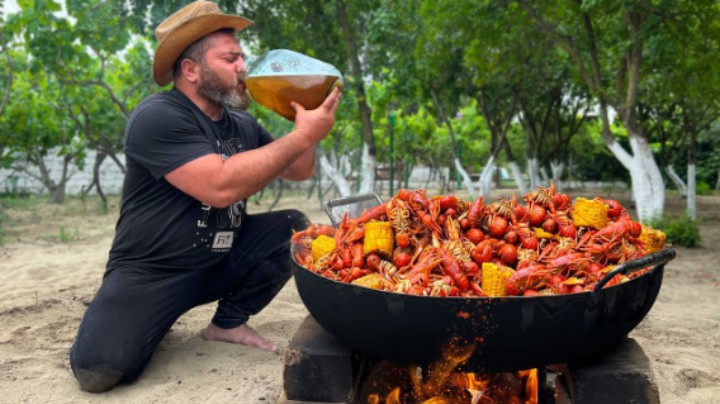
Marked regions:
[565,337,659,404]
[283,315,354,403]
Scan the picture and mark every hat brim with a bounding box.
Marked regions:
[153,15,253,86]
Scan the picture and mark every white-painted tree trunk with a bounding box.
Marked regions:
[358,143,376,195]
[550,161,565,191]
[539,167,550,187]
[477,156,495,200]
[606,135,665,222]
[454,157,477,199]
[687,163,697,220]
[527,157,541,188]
[664,165,687,197]
[507,161,527,196]
[318,152,352,197]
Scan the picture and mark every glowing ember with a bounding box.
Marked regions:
[364,344,538,403]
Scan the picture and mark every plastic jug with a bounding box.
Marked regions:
[246,49,344,121]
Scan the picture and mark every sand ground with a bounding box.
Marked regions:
[0,189,718,403]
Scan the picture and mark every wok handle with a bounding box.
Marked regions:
[591,248,676,297]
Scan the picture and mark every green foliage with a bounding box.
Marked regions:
[648,214,701,248]
[1,0,719,206]
[696,181,711,196]
[568,121,628,182]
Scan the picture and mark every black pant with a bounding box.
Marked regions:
[69,209,309,392]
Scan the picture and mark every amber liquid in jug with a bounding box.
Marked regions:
[246,75,343,121]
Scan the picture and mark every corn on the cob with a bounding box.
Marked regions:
[482,262,513,297]
[572,197,608,230]
[639,225,666,253]
[311,234,336,262]
[351,273,386,290]
[363,220,394,258]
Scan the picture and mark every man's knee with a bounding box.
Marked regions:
[72,364,123,393]
[285,209,310,231]
[70,341,142,393]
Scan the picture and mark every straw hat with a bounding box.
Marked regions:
[153,1,253,86]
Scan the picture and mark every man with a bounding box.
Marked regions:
[69,1,341,393]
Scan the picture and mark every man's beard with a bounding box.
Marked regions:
[198,65,251,111]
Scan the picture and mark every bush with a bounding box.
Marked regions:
[696,181,711,196]
[648,214,701,248]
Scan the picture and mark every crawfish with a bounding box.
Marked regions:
[387,197,412,248]
[487,197,519,223]
[408,246,443,286]
[349,203,387,225]
[548,210,577,239]
[367,253,400,280]
[593,218,642,239]
[444,239,471,263]
[466,195,485,229]
[547,252,591,278]
[510,221,539,251]
[444,215,463,241]
[505,262,551,296]
[599,197,625,219]
[291,224,335,242]
[439,247,470,291]
[471,238,498,264]
[429,276,460,297]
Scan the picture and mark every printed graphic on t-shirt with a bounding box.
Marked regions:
[195,135,247,252]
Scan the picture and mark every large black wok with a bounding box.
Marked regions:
[293,247,676,372]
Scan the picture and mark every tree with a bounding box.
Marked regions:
[513,0,719,221]
[636,2,720,219]
[2,0,154,204]
[0,64,86,203]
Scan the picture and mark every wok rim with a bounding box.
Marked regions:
[291,246,670,302]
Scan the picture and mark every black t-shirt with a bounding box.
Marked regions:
[107,88,274,272]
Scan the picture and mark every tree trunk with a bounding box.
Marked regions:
[687,163,697,220]
[527,157,541,188]
[336,0,376,194]
[358,143,375,195]
[507,161,527,196]
[454,157,477,198]
[478,156,495,200]
[605,133,665,222]
[82,151,109,211]
[430,88,476,197]
[319,152,352,197]
[664,164,687,197]
[267,179,284,211]
[686,130,697,219]
[550,160,565,191]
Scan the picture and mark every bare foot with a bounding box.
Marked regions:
[202,323,278,353]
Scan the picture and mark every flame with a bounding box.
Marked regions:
[519,369,539,403]
[386,387,401,404]
[367,343,539,403]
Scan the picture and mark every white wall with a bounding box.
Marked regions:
[0,151,126,196]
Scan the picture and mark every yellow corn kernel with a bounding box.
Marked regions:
[639,225,667,253]
[534,227,556,240]
[351,273,386,290]
[482,262,513,297]
[311,234,336,262]
[562,276,584,286]
[363,220,394,258]
[572,197,608,230]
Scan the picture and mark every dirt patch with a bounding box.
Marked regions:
[0,188,718,403]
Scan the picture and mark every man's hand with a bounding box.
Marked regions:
[291,86,342,144]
